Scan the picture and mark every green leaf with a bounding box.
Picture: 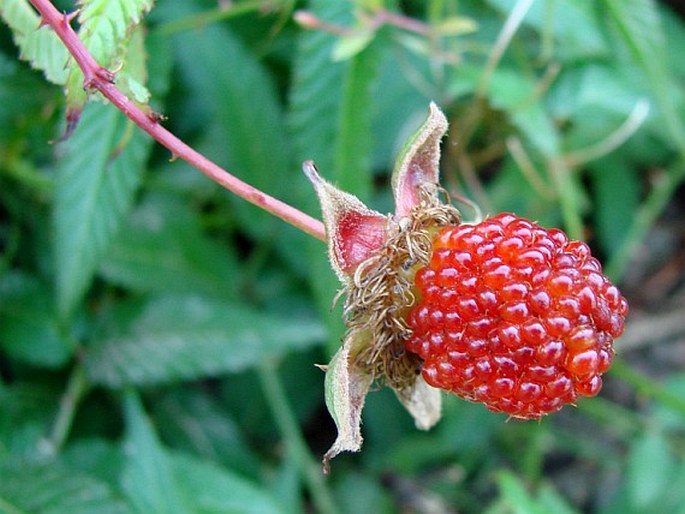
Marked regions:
[493,471,579,514]
[289,0,375,198]
[64,0,154,110]
[288,0,349,182]
[0,459,128,514]
[84,295,325,387]
[487,0,608,61]
[662,7,685,79]
[494,471,545,514]
[334,471,394,514]
[370,50,434,172]
[60,439,126,489]
[121,391,189,514]
[603,0,685,155]
[0,0,70,85]
[548,64,645,121]
[0,272,72,367]
[535,484,580,514]
[288,0,377,353]
[488,157,556,221]
[168,9,292,240]
[333,45,377,192]
[487,68,560,156]
[170,453,287,514]
[0,53,58,142]
[53,102,151,319]
[153,389,261,477]
[654,373,685,431]
[0,383,57,459]
[116,24,151,105]
[627,427,676,509]
[77,0,154,51]
[331,30,375,61]
[270,455,303,514]
[100,193,240,299]
[589,156,641,258]
[663,460,685,513]
[120,392,286,514]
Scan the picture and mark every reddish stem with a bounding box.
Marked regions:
[28,0,326,242]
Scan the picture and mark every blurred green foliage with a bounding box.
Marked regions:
[1,0,685,512]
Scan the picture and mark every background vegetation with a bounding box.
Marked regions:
[2,0,685,512]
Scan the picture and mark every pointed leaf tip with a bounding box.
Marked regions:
[392,102,449,218]
[303,161,387,282]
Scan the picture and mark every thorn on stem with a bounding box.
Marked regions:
[61,10,80,28]
[148,110,168,124]
[83,67,116,92]
[96,67,116,83]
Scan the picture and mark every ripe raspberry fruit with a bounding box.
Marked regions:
[405,213,628,419]
[308,104,630,466]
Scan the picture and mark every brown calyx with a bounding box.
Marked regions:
[342,192,462,390]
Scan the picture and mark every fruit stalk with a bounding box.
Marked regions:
[28,0,326,242]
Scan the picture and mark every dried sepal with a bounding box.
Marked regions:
[304,103,462,471]
[322,333,374,473]
[303,161,387,283]
[341,199,460,390]
[333,197,460,453]
[394,375,442,430]
[392,102,449,219]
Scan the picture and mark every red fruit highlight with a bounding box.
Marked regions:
[405,213,627,419]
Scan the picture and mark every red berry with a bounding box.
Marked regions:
[405,213,627,419]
